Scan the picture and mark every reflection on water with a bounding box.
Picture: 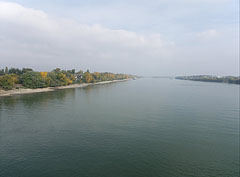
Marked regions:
[0,89,76,109]
[0,82,121,109]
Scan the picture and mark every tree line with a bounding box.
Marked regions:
[175,75,240,85]
[0,67,132,90]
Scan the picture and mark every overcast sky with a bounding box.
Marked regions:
[0,0,239,76]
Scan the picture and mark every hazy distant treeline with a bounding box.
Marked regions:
[0,67,132,90]
[176,75,240,85]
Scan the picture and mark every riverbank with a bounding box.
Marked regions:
[0,79,130,97]
[175,75,240,85]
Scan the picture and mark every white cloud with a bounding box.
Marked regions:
[196,29,219,39]
[0,1,174,73]
[0,1,238,76]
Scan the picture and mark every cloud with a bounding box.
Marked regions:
[0,1,175,73]
[0,1,238,76]
[196,29,219,39]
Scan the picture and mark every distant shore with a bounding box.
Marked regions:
[175,75,240,85]
[0,79,130,97]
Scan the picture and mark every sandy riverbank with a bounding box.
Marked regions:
[0,79,130,97]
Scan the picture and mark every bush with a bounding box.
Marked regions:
[0,74,18,90]
[20,72,47,89]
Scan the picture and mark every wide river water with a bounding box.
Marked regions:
[0,78,239,177]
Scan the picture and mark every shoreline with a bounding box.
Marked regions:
[0,79,130,97]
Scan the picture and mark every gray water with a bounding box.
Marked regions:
[0,78,239,177]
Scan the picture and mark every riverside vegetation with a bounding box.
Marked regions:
[0,67,132,91]
[176,75,240,84]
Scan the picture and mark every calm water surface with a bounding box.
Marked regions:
[0,78,239,177]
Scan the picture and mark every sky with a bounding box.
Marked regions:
[0,0,239,76]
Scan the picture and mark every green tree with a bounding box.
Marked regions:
[0,74,18,90]
[22,68,33,73]
[9,68,23,75]
[53,68,61,73]
[47,72,61,87]
[0,69,4,76]
[5,67,8,74]
[21,72,47,89]
[56,73,72,85]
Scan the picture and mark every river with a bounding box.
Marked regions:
[0,78,239,177]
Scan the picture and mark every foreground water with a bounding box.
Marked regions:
[0,78,239,177]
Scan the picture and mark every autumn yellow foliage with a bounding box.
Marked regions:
[40,72,48,79]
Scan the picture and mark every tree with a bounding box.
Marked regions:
[83,72,93,83]
[22,68,33,73]
[5,67,8,74]
[92,72,101,82]
[0,74,18,90]
[53,68,61,73]
[40,72,48,79]
[47,72,61,87]
[56,73,72,85]
[21,72,46,89]
[77,70,83,75]
[0,67,132,90]
[9,68,23,75]
[0,69,4,76]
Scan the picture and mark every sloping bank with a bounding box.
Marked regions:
[0,79,130,97]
